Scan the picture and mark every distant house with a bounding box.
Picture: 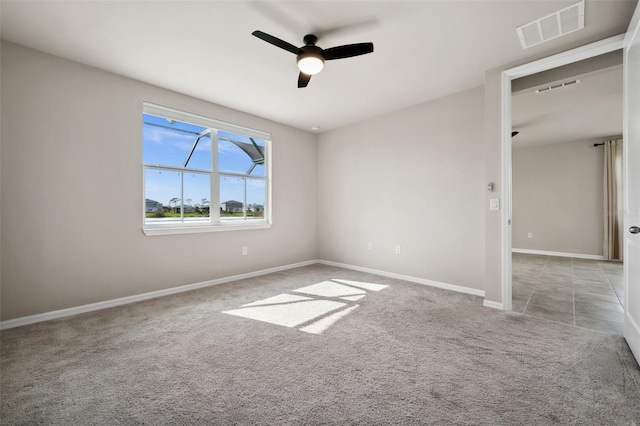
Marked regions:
[145,198,163,213]
[253,205,264,213]
[221,200,243,213]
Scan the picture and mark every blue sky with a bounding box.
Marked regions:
[143,114,266,208]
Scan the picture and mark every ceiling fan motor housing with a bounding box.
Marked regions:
[303,34,318,45]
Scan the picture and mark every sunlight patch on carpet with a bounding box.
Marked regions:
[293,281,366,298]
[241,293,311,307]
[223,299,346,328]
[340,295,365,301]
[300,305,360,334]
[222,279,389,334]
[332,279,388,292]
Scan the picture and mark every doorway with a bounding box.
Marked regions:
[498,35,624,312]
[509,58,624,333]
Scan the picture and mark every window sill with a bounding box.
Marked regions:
[143,221,271,236]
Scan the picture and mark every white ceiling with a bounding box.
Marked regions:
[0,1,636,133]
[512,65,623,148]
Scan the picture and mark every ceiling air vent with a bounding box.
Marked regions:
[535,79,581,94]
[516,0,585,49]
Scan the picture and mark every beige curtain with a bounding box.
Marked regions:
[603,139,623,261]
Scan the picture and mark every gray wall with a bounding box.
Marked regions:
[0,42,318,320]
[317,87,486,291]
[2,41,487,322]
[512,140,604,255]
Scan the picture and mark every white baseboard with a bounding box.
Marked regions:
[512,248,605,261]
[482,299,504,310]
[0,260,318,330]
[625,311,640,365]
[1,259,491,330]
[317,259,485,297]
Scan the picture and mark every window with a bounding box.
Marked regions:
[142,103,270,235]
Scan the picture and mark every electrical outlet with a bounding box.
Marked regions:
[368,242,373,250]
[242,247,248,255]
[395,245,401,255]
[527,233,533,239]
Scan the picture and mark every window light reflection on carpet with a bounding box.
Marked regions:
[222,279,388,334]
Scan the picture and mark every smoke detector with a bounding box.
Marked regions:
[516,0,585,49]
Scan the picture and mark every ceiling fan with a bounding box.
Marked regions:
[252,30,374,88]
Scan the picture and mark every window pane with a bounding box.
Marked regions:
[246,178,266,220]
[143,106,270,230]
[143,113,210,170]
[250,163,265,177]
[183,172,211,222]
[220,176,245,221]
[184,133,211,171]
[144,168,181,224]
[218,131,266,177]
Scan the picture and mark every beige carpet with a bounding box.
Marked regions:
[1,264,639,425]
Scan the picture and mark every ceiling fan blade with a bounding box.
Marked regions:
[252,30,300,55]
[298,72,311,88]
[323,42,374,60]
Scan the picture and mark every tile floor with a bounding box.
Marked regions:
[512,253,624,334]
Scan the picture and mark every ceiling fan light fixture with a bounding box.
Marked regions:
[252,30,374,87]
[297,52,324,75]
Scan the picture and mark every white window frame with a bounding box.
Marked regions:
[142,103,272,236]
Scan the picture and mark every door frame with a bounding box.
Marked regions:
[500,34,625,312]
[623,5,640,360]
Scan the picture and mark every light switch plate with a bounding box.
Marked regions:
[490,198,500,211]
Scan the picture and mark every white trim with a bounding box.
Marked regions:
[317,260,485,297]
[483,300,504,310]
[506,34,625,79]
[501,71,513,312]
[0,260,317,330]
[623,1,640,364]
[210,128,221,223]
[500,34,625,311]
[512,248,605,260]
[264,139,273,225]
[0,259,486,330]
[143,222,271,236]
[624,2,640,49]
[625,309,640,362]
[143,102,271,140]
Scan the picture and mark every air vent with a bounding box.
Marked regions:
[535,79,581,93]
[516,0,585,49]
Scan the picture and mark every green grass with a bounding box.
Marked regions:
[146,212,264,218]
[146,212,207,218]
